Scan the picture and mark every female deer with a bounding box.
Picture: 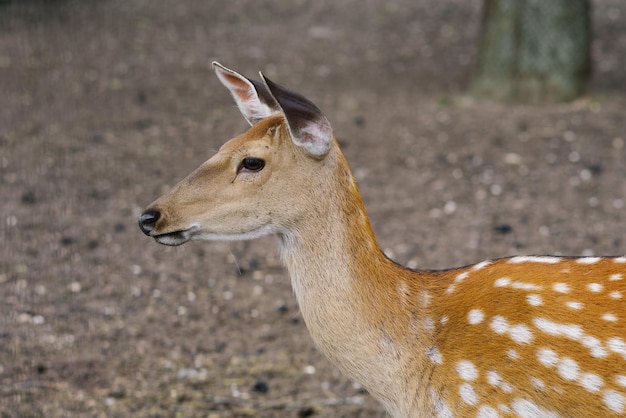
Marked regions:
[139,63,626,417]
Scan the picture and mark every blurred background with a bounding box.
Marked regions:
[1,0,625,417]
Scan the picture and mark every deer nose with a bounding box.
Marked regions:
[138,209,160,235]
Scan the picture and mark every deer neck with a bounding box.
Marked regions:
[277,149,383,303]
[276,147,431,407]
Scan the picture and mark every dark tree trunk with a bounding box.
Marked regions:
[471,0,591,102]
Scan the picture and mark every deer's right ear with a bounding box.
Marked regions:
[213,62,279,125]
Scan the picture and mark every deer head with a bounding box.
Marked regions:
[138,62,334,246]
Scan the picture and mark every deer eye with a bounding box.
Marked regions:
[238,157,265,173]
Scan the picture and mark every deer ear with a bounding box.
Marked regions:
[213,62,279,125]
[260,73,332,158]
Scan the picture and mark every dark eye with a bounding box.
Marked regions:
[239,157,265,173]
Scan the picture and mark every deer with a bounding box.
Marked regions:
[138,62,626,418]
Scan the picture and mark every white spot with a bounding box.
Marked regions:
[494,277,511,287]
[581,335,602,349]
[537,347,558,367]
[603,389,625,413]
[510,324,533,344]
[511,281,542,291]
[615,375,626,387]
[486,371,513,393]
[579,372,603,392]
[557,357,579,381]
[614,257,626,263]
[552,282,570,293]
[456,360,478,381]
[532,317,583,340]
[500,382,514,393]
[611,291,623,299]
[459,383,478,405]
[477,405,500,418]
[487,370,502,386]
[468,309,485,325]
[526,294,543,306]
[473,260,492,271]
[565,301,583,310]
[530,377,545,390]
[440,315,449,325]
[602,313,618,322]
[591,345,609,358]
[423,316,435,332]
[490,316,509,334]
[455,271,469,282]
[422,291,432,307]
[507,349,520,360]
[508,256,561,264]
[446,284,456,294]
[493,277,543,291]
[511,398,558,418]
[587,283,603,292]
[610,273,623,281]
[577,257,602,264]
[580,335,609,358]
[607,337,626,357]
[498,404,511,413]
[489,317,533,344]
[428,346,443,365]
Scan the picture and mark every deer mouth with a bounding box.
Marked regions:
[152,228,194,246]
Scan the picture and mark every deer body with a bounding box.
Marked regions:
[139,63,626,417]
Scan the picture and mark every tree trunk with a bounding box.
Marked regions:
[471,0,591,103]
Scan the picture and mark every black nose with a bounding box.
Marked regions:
[138,209,160,235]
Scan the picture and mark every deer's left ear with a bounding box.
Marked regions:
[213,62,279,125]
[261,73,333,158]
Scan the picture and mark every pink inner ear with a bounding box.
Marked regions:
[221,72,244,86]
[234,89,252,102]
[220,73,251,99]
[215,64,278,125]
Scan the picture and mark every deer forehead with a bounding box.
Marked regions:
[217,115,284,154]
[217,134,272,160]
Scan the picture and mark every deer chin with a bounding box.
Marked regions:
[154,223,278,246]
[152,227,196,246]
[191,223,278,242]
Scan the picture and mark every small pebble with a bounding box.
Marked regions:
[21,191,36,205]
[178,368,199,380]
[251,379,269,394]
[493,224,513,235]
[297,407,315,418]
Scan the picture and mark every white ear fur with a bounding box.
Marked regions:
[212,62,277,125]
[290,119,333,157]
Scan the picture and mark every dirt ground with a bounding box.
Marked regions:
[1,0,625,417]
